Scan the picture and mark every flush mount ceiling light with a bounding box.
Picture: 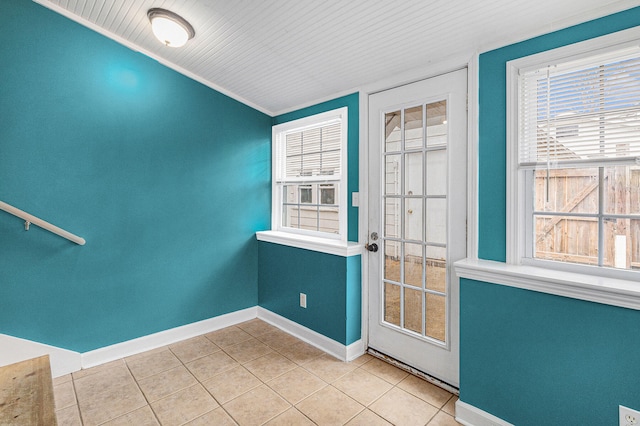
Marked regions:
[147,8,195,48]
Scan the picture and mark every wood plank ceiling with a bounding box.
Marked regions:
[35,0,639,115]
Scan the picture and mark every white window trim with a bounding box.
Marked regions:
[455,26,640,311]
[256,230,362,257]
[507,26,640,266]
[266,107,352,253]
[454,258,640,311]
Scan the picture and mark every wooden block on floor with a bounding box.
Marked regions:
[0,355,57,425]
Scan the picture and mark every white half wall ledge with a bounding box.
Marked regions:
[454,258,640,311]
[455,400,514,426]
[2,305,363,378]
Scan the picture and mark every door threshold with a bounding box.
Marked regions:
[367,348,459,396]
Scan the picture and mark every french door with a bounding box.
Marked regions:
[367,69,467,387]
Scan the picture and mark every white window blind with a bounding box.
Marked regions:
[518,48,640,169]
[278,121,341,182]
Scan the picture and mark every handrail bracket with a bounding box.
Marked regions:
[0,200,86,245]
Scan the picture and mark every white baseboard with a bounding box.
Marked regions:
[0,307,257,377]
[257,307,365,361]
[81,307,258,369]
[2,305,361,379]
[345,339,366,362]
[455,400,514,426]
[0,334,82,378]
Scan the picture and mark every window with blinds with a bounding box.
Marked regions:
[513,43,640,273]
[272,107,347,239]
[518,48,640,169]
[283,123,341,178]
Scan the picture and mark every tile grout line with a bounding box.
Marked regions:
[216,334,296,424]
[210,325,327,425]
[122,355,166,426]
[69,378,81,425]
[233,322,318,425]
[70,371,87,426]
[170,341,240,426]
[183,335,248,425]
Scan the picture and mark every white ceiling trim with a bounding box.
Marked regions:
[32,0,275,116]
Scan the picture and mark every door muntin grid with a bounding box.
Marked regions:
[381,100,448,346]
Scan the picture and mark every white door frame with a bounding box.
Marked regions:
[357,53,479,375]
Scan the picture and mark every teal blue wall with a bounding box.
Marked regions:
[0,0,271,352]
[260,94,361,346]
[466,6,640,424]
[345,255,362,344]
[273,93,359,242]
[461,279,640,425]
[258,243,361,345]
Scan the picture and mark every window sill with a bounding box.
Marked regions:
[256,231,362,257]
[453,258,640,311]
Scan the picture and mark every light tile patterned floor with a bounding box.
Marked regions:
[53,319,460,425]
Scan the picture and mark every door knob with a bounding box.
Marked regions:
[365,243,378,252]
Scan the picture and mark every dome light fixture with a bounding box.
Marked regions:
[147,8,195,48]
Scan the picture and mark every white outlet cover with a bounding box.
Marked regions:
[620,405,640,426]
[300,293,307,308]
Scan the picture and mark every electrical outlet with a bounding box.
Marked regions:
[620,405,640,426]
[300,293,307,308]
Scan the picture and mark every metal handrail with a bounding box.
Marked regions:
[0,201,86,245]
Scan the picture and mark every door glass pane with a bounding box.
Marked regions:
[380,102,450,346]
[384,283,401,326]
[385,198,401,239]
[426,245,446,261]
[384,240,401,283]
[425,199,446,244]
[404,106,423,150]
[426,258,446,293]
[385,111,401,152]
[404,287,422,334]
[405,152,423,196]
[426,150,447,196]
[404,242,423,287]
[426,293,446,342]
[427,101,447,147]
[405,198,423,240]
[385,154,401,195]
